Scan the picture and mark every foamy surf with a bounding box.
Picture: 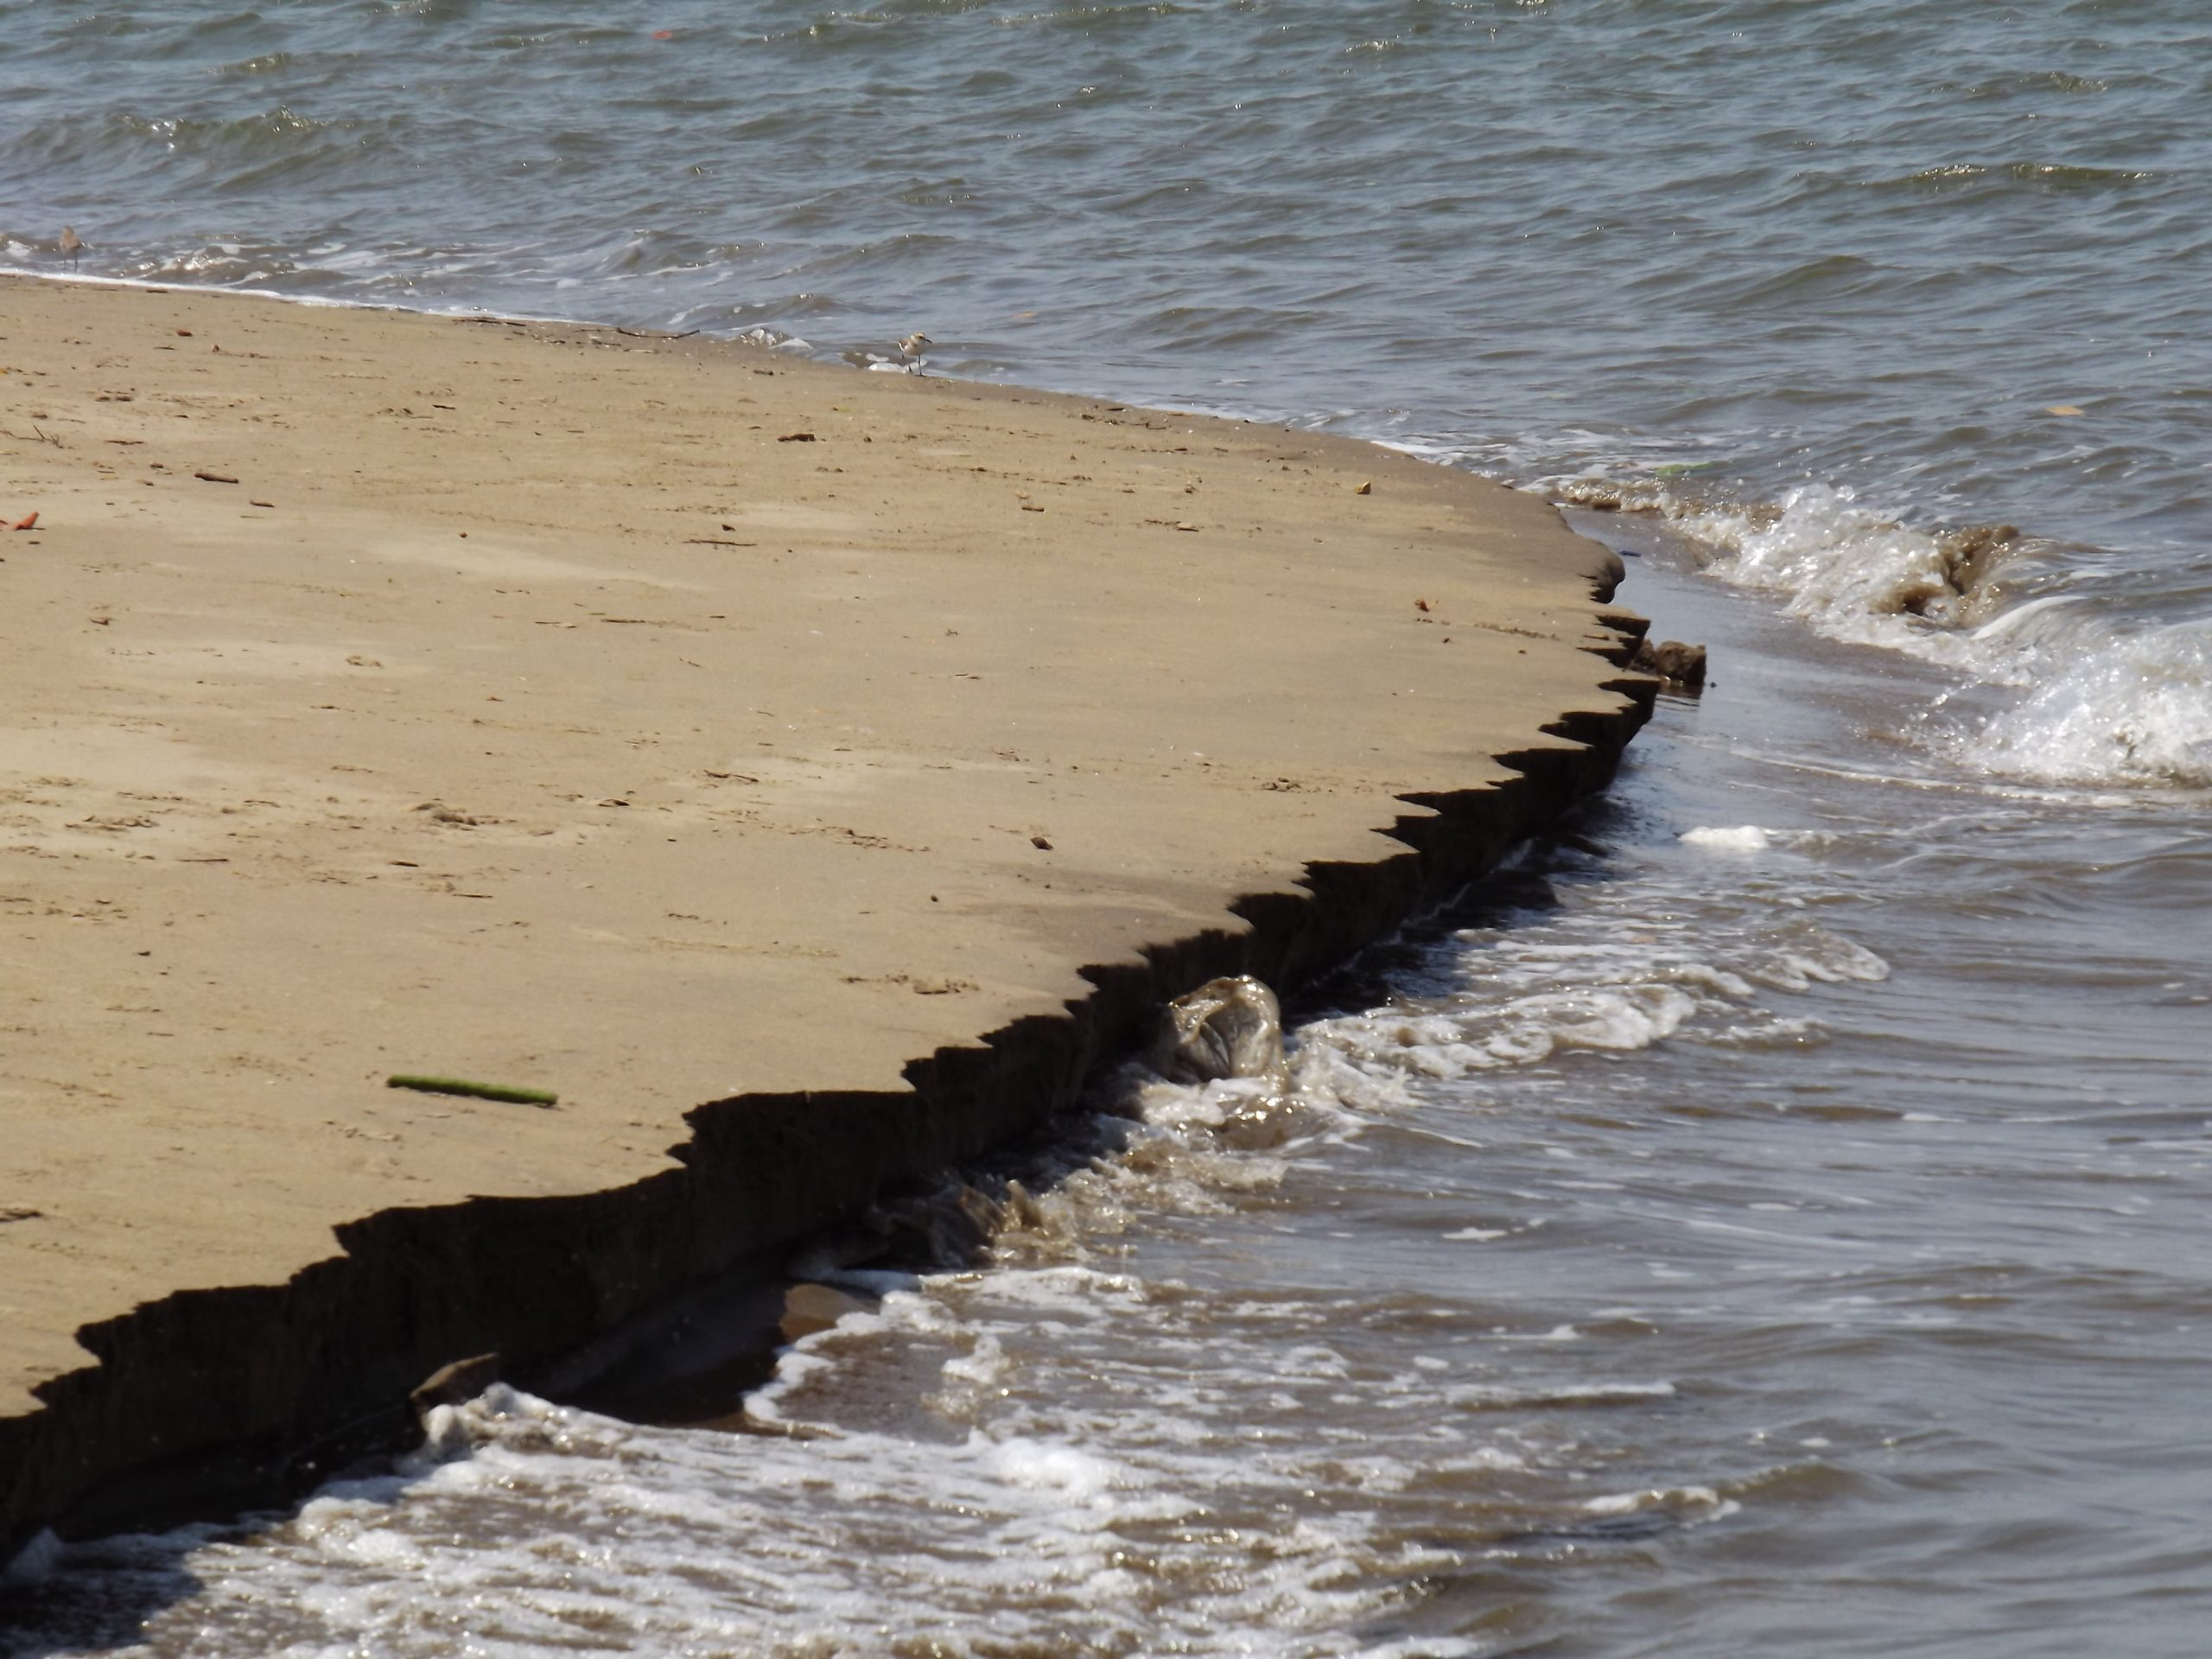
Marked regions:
[1968,616,2212,788]
[10,895,1854,1657]
[1294,913,1885,1090]
[17,1236,1539,1657]
[1681,825,1776,851]
[1561,474,2212,792]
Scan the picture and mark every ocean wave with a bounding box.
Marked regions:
[208,52,300,78]
[1798,160,2158,200]
[1970,617,2212,787]
[1562,474,2212,791]
[1292,912,1886,1093]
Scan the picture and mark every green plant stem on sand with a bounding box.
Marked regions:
[386,1074,559,1107]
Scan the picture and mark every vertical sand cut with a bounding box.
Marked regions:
[0,276,1651,1552]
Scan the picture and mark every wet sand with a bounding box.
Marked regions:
[0,276,1646,1550]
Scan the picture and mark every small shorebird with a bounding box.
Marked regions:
[860,332,933,375]
[58,226,83,270]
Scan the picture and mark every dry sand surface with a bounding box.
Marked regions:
[0,276,1638,1522]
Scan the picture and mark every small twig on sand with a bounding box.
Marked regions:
[387,1074,559,1107]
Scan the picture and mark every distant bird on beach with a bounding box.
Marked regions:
[854,332,933,376]
[58,226,83,271]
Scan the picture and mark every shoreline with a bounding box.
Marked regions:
[0,274,1650,1560]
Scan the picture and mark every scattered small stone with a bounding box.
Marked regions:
[413,802,495,826]
[1030,835,1052,850]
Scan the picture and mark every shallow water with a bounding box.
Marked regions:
[5,2,2211,1654]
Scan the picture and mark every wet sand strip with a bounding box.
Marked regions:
[0,276,1651,1555]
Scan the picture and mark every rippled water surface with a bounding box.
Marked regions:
[4,2,2210,1654]
[10,0,2210,779]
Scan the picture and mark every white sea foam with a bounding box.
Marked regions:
[1624,481,2212,791]
[1,1527,62,1585]
[937,1329,1011,1389]
[1671,483,1986,648]
[1681,824,1773,851]
[51,1375,1493,1659]
[978,1436,1125,1497]
[1446,1381,1678,1411]
[1582,1484,1733,1518]
[1970,617,2212,786]
[1294,917,1885,1094]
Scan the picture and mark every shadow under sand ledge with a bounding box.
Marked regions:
[0,274,1653,1562]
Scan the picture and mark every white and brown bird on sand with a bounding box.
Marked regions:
[858,332,933,376]
[58,226,83,271]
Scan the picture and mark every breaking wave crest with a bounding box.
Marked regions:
[1969,614,2212,787]
[1563,476,2212,791]
[1294,906,1886,1102]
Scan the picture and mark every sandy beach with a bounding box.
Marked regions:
[0,276,1646,1551]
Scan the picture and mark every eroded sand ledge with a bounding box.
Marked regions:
[0,276,1650,1554]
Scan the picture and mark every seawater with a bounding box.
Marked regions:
[4,3,2210,1655]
